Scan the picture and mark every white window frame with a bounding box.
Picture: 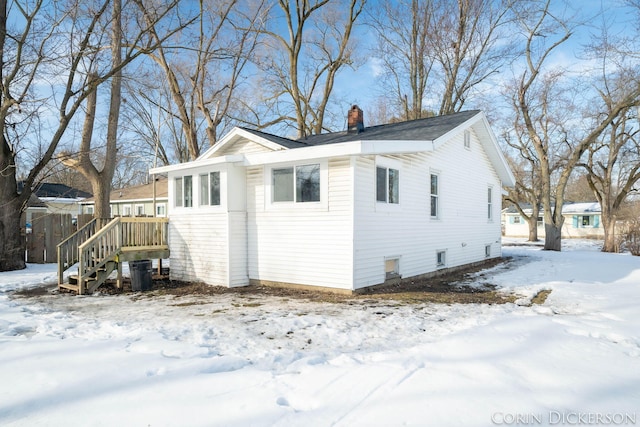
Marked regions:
[266,161,328,210]
[430,172,440,218]
[135,204,145,217]
[156,203,166,217]
[197,170,223,209]
[513,216,521,224]
[376,166,400,204]
[485,244,491,258]
[487,186,493,221]
[174,175,193,208]
[86,205,94,215]
[464,130,471,149]
[123,205,132,216]
[436,250,447,268]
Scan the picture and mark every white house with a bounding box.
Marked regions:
[151,107,516,292]
[80,177,168,218]
[503,202,604,239]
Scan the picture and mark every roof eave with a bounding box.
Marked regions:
[150,154,244,174]
[242,140,436,165]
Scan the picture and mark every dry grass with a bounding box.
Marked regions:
[15,257,520,306]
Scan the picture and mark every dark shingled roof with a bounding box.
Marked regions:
[237,127,310,149]
[18,182,92,199]
[237,110,481,149]
[300,110,481,146]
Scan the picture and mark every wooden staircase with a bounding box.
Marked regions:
[57,217,169,295]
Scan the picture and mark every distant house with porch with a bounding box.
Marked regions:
[80,177,168,218]
[503,202,604,239]
[151,107,515,292]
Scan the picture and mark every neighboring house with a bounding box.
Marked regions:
[503,202,604,239]
[19,181,91,225]
[151,107,516,292]
[80,177,168,217]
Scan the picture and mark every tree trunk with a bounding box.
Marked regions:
[92,179,112,221]
[527,216,538,241]
[602,216,618,253]
[544,223,562,251]
[0,197,25,271]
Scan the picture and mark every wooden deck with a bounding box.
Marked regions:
[57,217,169,294]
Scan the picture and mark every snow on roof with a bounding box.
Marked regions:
[562,202,601,213]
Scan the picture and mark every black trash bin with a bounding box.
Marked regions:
[130,260,152,291]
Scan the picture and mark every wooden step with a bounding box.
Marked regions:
[58,283,79,292]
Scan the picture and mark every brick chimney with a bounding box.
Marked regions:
[347,105,364,133]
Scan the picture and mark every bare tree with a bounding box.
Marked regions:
[137,0,265,161]
[249,0,366,138]
[580,106,640,252]
[370,0,515,120]
[503,141,544,241]
[1,0,108,270]
[513,0,640,251]
[60,0,191,220]
[368,0,433,120]
[0,0,188,271]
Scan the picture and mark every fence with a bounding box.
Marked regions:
[25,213,75,263]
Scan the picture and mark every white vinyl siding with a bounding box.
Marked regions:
[353,129,502,289]
[215,138,274,156]
[247,158,353,289]
[168,212,228,284]
[168,163,248,287]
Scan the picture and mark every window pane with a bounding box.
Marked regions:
[430,174,438,217]
[430,174,438,195]
[175,178,183,207]
[210,171,220,205]
[296,164,320,202]
[389,168,399,204]
[184,175,193,207]
[273,168,294,202]
[376,167,387,202]
[487,187,492,219]
[199,174,209,206]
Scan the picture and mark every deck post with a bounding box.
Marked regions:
[116,261,122,289]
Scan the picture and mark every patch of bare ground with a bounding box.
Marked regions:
[529,289,552,305]
[14,257,519,305]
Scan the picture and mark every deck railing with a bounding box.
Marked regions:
[57,218,111,286]
[76,217,169,294]
[57,217,169,294]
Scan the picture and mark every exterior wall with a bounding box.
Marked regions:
[353,130,502,289]
[215,138,274,157]
[167,163,248,286]
[504,213,604,239]
[246,157,354,290]
[81,199,169,217]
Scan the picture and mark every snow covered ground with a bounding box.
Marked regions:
[0,240,638,426]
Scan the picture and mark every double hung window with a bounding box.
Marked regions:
[376,166,399,204]
[430,174,439,217]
